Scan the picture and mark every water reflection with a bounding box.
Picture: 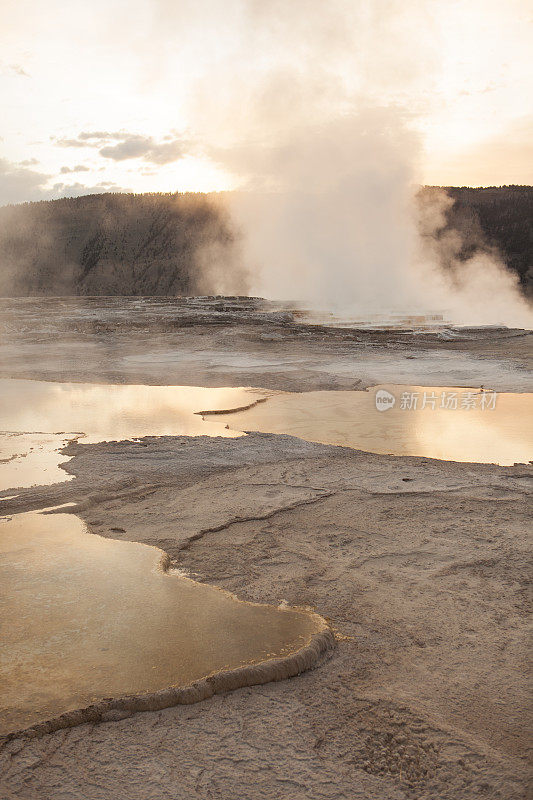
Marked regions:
[0,380,266,490]
[212,385,533,466]
[0,432,77,491]
[0,379,266,443]
[0,510,321,735]
[1,380,530,495]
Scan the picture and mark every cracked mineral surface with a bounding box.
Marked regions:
[0,298,531,800]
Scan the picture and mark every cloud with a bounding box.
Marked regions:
[59,164,90,174]
[0,157,50,205]
[0,62,30,78]
[141,140,186,165]
[99,135,154,161]
[100,136,185,164]
[55,130,188,164]
[46,181,127,197]
[77,131,121,141]
[53,132,122,147]
[0,157,128,206]
[54,138,90,148]
[11,64,29,77]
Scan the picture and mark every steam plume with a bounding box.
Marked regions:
[187,1,532,328]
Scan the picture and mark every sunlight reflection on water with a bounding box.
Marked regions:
[213,385,533,466]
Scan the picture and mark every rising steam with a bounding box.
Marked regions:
[415,188,533,327]
[225,112,532,328]
[186,0,532,328]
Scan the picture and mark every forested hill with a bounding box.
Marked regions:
[419,185,532,295]
[0,192,249,297]
[0,186,531,296]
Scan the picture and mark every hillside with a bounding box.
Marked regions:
[0,192,249,297]
[419,185,533,294]
[0,187,531,296]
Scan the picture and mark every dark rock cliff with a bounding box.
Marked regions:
[0,192,248,296]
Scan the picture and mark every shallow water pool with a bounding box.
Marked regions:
[211,385,532,466]
[0,509,323,735]
[0,380,267,491]
[1,380,531,495]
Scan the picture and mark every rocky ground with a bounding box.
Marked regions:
[0,297,531,799]
[0,433,531,799]
[0,296,531,391]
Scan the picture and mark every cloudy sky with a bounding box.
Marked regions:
[1,0,532,205]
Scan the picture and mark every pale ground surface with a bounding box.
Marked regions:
[0,297,531,391]
[0,297,531,799]
[0,434,531,799]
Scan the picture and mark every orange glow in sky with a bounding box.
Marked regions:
[1,0,531,201]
